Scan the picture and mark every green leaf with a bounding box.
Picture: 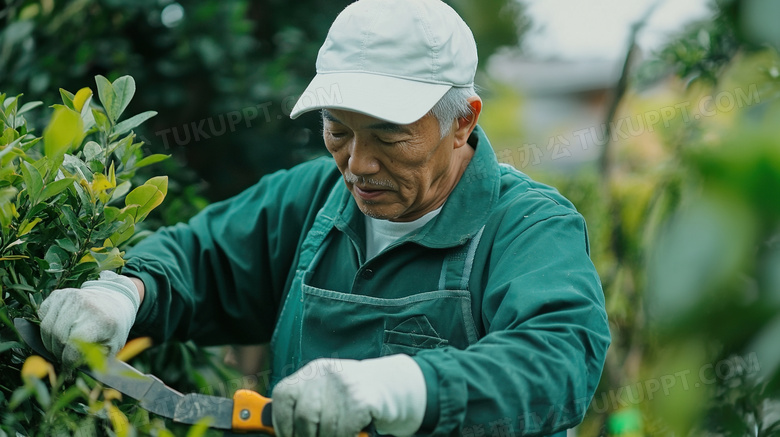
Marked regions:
[62,154,93,182]
[90,247,125,270]
[49,385,87,415]
[60,205,85,244]
[0,341,24,355]
[20,136,41,152]
[56,237,78,253]
[105,218,134,247]
[110,110,157,139]
[1,126,18,145]
[110,181,132,203]
[73,181,94,215]
[40,177,76,203]
[111,75,136,122]
[103,206,122,222]
[17,101,43,116]
[95,75,117,123]
[110,135,135,166]
[20,160,44,204]
[92,108,110,133]
[59,88,76,110]
[8,385,34,410]
[0,137,21,161]
[44,245,71,272]
[43,107,84,159]
[82,141,103,162]
[31,378,51,409]
[3,95,19,119]
[133,154,170,170]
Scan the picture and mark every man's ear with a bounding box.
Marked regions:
[453,96,482,149]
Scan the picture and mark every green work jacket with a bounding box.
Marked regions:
[124,126,611,436]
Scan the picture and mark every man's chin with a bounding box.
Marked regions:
[353,197,399,220]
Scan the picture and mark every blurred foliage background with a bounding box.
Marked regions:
[1,0,780,435]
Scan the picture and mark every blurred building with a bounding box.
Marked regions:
[487,52,624,170]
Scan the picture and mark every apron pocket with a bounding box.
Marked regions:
[382,329,449,356]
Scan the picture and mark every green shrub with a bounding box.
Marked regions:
[0,74,216,436]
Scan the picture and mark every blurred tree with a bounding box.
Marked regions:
[552,0,780,435]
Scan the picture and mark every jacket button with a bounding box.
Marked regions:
[361,268,374,280]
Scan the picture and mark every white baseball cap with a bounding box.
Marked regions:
[289,0,478,125]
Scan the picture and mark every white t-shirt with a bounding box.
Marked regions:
[364,206,443,259]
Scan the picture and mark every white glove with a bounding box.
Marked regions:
[38,270,140,367]
[272,354,427,437]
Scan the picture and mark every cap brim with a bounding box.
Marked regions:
[289,72,451,125]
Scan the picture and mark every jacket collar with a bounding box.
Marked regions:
[332,125,500,249]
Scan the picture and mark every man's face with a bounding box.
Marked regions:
[322,109,461,222]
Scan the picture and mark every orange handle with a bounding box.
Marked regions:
[232,389,275,434]
[231,389,369,436]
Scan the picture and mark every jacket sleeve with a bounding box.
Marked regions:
[412,209,611,436]
[124,158,340,346]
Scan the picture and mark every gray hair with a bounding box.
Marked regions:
[429,86,478,138]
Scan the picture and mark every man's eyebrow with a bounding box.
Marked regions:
[322,110,411,135]
[322,110,341,124]
[365,121,411,135]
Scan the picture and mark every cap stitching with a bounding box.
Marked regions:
[359,1,384,70]
[415,1,439,82]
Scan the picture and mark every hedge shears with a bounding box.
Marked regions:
[15,318,274,435]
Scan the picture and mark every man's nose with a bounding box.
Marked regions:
[348,138,380,176]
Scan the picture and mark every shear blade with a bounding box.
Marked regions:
[173,393,234,429]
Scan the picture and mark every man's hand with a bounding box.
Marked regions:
[272,354,427,437]
[38,270,141,367]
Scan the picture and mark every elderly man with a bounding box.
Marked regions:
[39,0,610,435]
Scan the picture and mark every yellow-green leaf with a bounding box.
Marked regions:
[0,255,29,261]
[144,175,168,197]
[133,153,169,170]
[72,87,93,112]
[105,403,131,437]
[185,417,213,437]
[125,184,164,222]
[18,217,42,236]
[116,337,153,362]
[108,161,116,186]
[89,246,125,270]
[75,339,107,371]
[78,253,97,264]
[43,107,84,159]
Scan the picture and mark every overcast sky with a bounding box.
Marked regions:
[520,0,714,60]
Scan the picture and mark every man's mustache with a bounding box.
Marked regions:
[343,171,396,190]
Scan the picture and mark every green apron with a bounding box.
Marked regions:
[269,182,484,388]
